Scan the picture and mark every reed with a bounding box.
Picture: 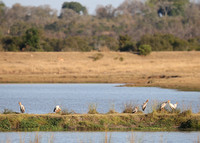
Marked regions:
[88,103,99,114]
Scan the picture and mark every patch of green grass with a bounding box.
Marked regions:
[19,118,39,130]
[0,118,11,131]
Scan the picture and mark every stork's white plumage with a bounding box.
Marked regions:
[160,101,168,110]
[142,99,149,111]
[168,101,178,110]
[53,105,61,113]
[19,102,25,113]
[132,107,139,113]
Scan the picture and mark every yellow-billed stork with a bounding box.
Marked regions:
[19,102,25,113]
[142,99,149,111]
[168,100,178,110]
[132,107,139,113]
[160,101,168,110]
[53,105,61,113]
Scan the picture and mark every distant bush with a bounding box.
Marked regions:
[89,53,104,61]
[138,34,190,51]
[138,34,173,51]
[1,36,22,51]
[119,35,136,52]
[63,36,93,51]
[188,38,200,51]
[138,44,152,56]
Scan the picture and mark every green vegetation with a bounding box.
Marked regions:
[1,109,200,131]
[138,45,152,56]
[61,2,87,15]
[0,0,199,52]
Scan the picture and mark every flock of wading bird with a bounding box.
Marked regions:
[18,100,178,114]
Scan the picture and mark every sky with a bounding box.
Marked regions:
[3,0,126,14]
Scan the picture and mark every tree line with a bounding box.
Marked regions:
[0,0,199,53]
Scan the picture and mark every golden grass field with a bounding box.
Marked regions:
[0,51,200,91]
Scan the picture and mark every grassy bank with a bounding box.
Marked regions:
[1,111,200,131]
[1,52,200,91]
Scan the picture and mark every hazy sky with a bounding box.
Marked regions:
[3,0,126,14]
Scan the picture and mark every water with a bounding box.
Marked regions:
[0,131,200,143]
[0,84,199,114]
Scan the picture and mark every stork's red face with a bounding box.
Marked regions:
[168,100,170,103]
[19,102,21,105]
[146,99,149,102]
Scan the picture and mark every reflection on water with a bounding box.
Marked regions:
[0,131,199,143]
[0,84,199,114]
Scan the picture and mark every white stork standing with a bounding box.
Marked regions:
[53,105,61,113]
[142,99,149,111]
[132,107,139,113]
[160,101,169,110]
[168,100,178,110]
[19,102,25,113]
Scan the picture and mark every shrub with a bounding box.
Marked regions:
[138,44,152,56]
[123,102,134,113]
[89,53,104,61]
[119,35,136,52]
[88,103,99,114]
[138,34,173,51]
[3,109,17,114]
[61,109,76,115]
[179,119,200,130]
[23,28,42,51]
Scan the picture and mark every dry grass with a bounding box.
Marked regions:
[0,51,200,91]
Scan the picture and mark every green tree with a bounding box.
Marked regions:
[23,28,42,51]
[2,36,22,51]
[118,35,135,51]
[138,44,152,56]
[62,2,87,15]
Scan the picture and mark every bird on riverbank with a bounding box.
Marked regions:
[132,107,139,113]
[19,102,25,113]
[142,99,149,111]
[160,101,168,110]
[168,101,178,110]
[53,105,61,113]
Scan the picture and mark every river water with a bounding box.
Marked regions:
[0,84,199,114]
[0,131,200,143]
[0,84,200,142]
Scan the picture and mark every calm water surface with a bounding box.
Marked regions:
[0,84,199,113]
[0,131,199,143]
